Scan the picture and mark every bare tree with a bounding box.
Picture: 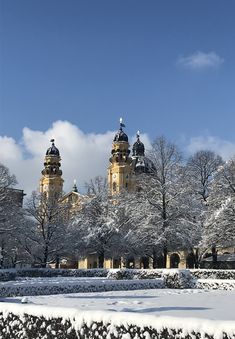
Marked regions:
[23,192,70,267]
[72,176,120,268]
[0,163,25,267]
[137,136,198,268]
[187,150,224,266]
[0,163,18,234]
[202,158,235,252]
[187,150,224,203]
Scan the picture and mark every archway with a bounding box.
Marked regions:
[186,252,195,268]
[141,257,149,269]
[113,258,121,268]
[126,257,135,269]
[170,253,180,268]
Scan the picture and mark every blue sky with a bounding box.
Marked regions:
[1,1,235,193]
[1,0,235,140]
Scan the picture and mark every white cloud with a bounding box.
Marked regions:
[186,135,235,160]
[177,51,224,69]
[2,121,234,198]
[0,121,151,196]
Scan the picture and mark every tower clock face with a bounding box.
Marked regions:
[112,174,117,179]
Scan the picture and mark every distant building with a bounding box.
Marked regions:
[7,188,25,207]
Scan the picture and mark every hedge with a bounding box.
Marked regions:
[0,303,234,339]
[0,278,164,297]
[191,269,235,280]
[0,268,108,282]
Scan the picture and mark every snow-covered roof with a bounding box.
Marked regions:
[203,254,235,262]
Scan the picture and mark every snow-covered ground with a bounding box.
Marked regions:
[2,288,235,321]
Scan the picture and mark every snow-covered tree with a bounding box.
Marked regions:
[133,136,200,268]
[71,176,120,268]
[104,191,151,266]
[202,159,235,251]
[23,192,70,267]
[0,163,18,234]
[186,150,224,266]
[0,163,25,267]
[187,150,224,203]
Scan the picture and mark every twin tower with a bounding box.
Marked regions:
[40,120,153,197]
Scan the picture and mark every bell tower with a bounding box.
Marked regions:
[108,119,134,195]
[40,139,64,199]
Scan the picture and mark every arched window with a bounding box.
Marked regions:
[170,253,180,268]
[113,182,117,192]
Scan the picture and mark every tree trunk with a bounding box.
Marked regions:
[55,255,60,269]
[194,248,199,268]
[162,191,168,268]
[98,251,104,268]
[152,248,158,268]
[42,245,49,268]
[212,245,217,269]
[163,246,168,268]
[142,257,149,269]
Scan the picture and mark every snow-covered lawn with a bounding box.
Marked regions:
[1,287,235,338]
[2,288,235,321]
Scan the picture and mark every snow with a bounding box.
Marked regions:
[1,290,235,339]
[1,271,235,337]
[2,288,235,321]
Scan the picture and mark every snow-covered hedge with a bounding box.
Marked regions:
[196,279,235,290]
[0,303,235,339]
[191,269,235,280]
[0,268,108,282]
[108,269,195,288]
[107,268,163,280]
[0,270,16,282]
[163,269,196,289]
[0,278,164,297]
[16,268,108,278]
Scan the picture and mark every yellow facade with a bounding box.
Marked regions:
[40,140,64,199]
[108,140,135,194]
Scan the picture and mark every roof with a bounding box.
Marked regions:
[203,253,235,262]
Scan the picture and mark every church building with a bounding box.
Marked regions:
[39,120,192,269]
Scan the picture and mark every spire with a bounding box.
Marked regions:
[132,130,145,156]
[113,117,128,142]
[119,117,126,130]
[137,130,140,140]
[73,179,78,193]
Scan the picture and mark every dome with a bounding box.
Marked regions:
[46,139,60,156]
[133,156,155,174]
[132,132,155,174]
[133,139,145,156]
[113,128,128,142]
[113,118,128,142]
